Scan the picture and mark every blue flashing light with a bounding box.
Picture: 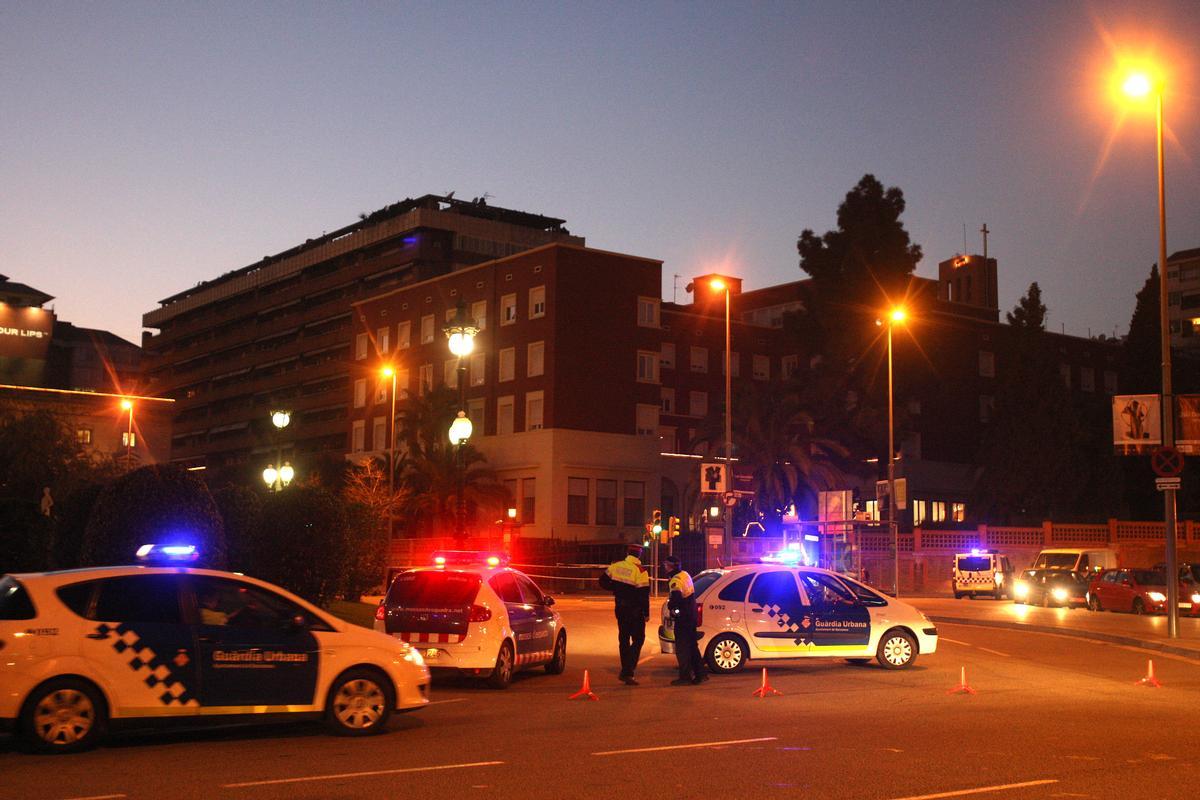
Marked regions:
[970,548,981,557]
[776,549,801,563]
[785,542,802,551]
[136,543,200,564]
[803,534,820,542]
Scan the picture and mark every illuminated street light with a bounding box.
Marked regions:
[444,304,480,358]
[444,304,479,543]
[711,276,734,564]
[380,364,398,539]
[266,410,294,491]
[1122,72,1152,98]
[279,463,295,485]
[878,306,908,596]
[271,410,291,430]
[119,398,134,468]
[262,465,278,487]
[448,411,473,445]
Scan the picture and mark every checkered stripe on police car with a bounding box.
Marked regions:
[514,650,547,666]
[763,603,815,646]
[397,632,465,644]
[93,623,199,707]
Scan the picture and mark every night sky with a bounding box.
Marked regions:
[3,2,1198,345]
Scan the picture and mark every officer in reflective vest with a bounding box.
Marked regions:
[599,544,651,685]
[663,555,706,685]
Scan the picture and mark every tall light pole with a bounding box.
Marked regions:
[1122,68,1179,638]
[878,307,906,596]
[263,410,293,492]
[444,304,479,542]
[119,399,134,468]
[709,277,733,564]
[381,366,398,539]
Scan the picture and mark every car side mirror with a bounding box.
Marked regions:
[542,596,555,607]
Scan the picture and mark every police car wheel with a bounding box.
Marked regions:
[705,634,747,674]
[545,632,567,675]
[876,629,917,669]
[327,669,394,736]
[487,641,515,689]
[20,678,106,754]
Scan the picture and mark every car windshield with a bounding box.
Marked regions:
[691,570,724,598]
[1040,554,1077,570]
[386,570,482,608]
[957,557,991,572]
[1132,570,1166,585]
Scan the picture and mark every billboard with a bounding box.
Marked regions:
[1112,394,1162,454]
[0,305,54,385]
[1179,395,1200,455]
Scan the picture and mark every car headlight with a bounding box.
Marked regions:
[1051,587,1069,602]
[1014,581,1029,597]
[1191,593,1200,605]
[1148,592,1167,603]
[403,647,425,667]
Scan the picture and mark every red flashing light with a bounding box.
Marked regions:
[486,556,501,567]
[375,602,386,621]
[434,555,447,566]
[695,602,703,627]
[469,604,492,623]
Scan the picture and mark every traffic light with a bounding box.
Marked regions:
[651,508,662,536]
[669,515,681,537]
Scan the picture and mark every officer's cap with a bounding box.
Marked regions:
[626,543,644,556]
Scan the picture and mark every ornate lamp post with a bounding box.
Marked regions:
[263,410,293,492]
[444,304,479,541]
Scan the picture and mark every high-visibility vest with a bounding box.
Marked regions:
[669,570,695,598]
[606,555,650,588]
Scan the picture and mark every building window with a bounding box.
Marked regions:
[567,477,589,524]
[501,293,517,325]
[420,315,435,344]
[951,502,966,523]
[689,391,708,418]
[467,398,485,434]
[1080,366,1095,392]
[979,395,995,423]
[623,481,645,526]
[470,352,486,386]
[636,404,658,435]
[372,416,387,451]
[471,300,487,331]
[1103,370,1118,394]
[930,501,947,523]
[499,347,516,382]
[864,500,878,521]
[521,477,536,523]
[527,341,545,377]
[637,297,660,328]
[397,368,410,398]
[418,364,433,396]
[690,346,708,373]
[596,479,618,525]
[912,499,926,527]
[753,355,770,380]
[637,351,659,383]
[660,342,675,370]
[1059,363,1071,389]
[351,420,365,453]
[121,431,136,448]
[355,333,369,360]
[444,359,459,389]
[377,327,390,354]
[397,321,411,349]
[781,355,799,380]
[661,387,675,414]
[497,396,515,435]
[75,428,92,445]
[978,350,995,378]
[526,391,544,431]
[375,378,388,404]
[353,378,367,408]
[529,286,546,319]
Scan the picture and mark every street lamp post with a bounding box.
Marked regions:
[119,399,134,468]
[879,307,906,597]
[710,278,734,565]
[444,304,479,542]
[264,410,293,492]
[1123,69,1179,638]
[381,366,398,539]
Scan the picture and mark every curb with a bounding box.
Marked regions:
[928,614,1200,663]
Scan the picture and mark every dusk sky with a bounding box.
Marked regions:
[3,2,1198,345]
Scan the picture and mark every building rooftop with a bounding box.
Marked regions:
[0,273,54,307]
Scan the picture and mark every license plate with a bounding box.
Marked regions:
[425,648,440,661]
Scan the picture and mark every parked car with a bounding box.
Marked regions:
[952,550,1015,600]
[1087,568,1171,614]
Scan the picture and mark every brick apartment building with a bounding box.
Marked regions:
[140,195,582,474]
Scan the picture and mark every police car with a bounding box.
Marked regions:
[658,562,937,671]
[952,549,1015,600]
[0,545,430,753]
[375,552,566,688]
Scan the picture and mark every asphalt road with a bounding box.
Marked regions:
[3,597,1198,800]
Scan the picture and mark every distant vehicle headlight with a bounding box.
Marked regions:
[1147,592,1167,603]
[1191,593,1200,605]
[1014,581,1029,598]
[1051,587,1069,603]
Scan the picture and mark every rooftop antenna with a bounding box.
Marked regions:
[673,273,681,303]
[962,223,967,254]
[981,223,990,261]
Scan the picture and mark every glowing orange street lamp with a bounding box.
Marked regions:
[712,276,733,564]
[381,365,398,539]
[119,398,134,467]
[876,306,907,595]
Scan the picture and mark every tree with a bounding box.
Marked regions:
[797,174,923,308]
[1122,265,1160,394]
[212,484,262,573]
[244,486,350,605]
[0,410,115,509]
[81,465,226,568]
[1007,282,1046,330]
[342,460,397,596]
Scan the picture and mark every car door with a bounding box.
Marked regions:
[797,571,873,654]
[187,575,322,709]
[72,574,199,717]
[1109,570,1132,610]
[489,572,538,665]
[512,572,556,660]
[744,569,811,655]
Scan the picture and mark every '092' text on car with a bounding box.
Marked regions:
[659,563,937,671]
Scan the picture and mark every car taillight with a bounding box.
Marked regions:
[375,603,386,621]
[695,602,703,627]
[469,604,492,622]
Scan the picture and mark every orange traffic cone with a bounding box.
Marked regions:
[1136,659,1162,688]
[569,669,599,700]
[751,667,782,698]
[947,665,977,695]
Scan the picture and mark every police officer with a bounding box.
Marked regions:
[599,543,651,685]
[663,555,706,685]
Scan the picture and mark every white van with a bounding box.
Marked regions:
[952,550,1015,599]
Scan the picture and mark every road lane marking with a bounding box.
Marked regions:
[62,795,127,800]
[887,779,1058,800]
[222,761,505,788]
[976,646,1011,658]
[592,736,777,756]
[426,698,468,706]
[939,636,973,646]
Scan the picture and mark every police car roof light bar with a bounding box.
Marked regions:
[430,550,510,568]
[136,543,200,563]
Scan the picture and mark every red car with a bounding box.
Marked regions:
[1087,568,1183,615]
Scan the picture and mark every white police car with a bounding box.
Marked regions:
[659,562,937,671]
[0,546,430,753]
[375,552,566,688]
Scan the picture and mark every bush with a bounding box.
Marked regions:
[81,465,226,568]
[0,499,52,573]
[244,486,349,606]
[213,485,263,573]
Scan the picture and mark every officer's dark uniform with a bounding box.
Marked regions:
[599,545,651,685]
[664,557,706,685]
